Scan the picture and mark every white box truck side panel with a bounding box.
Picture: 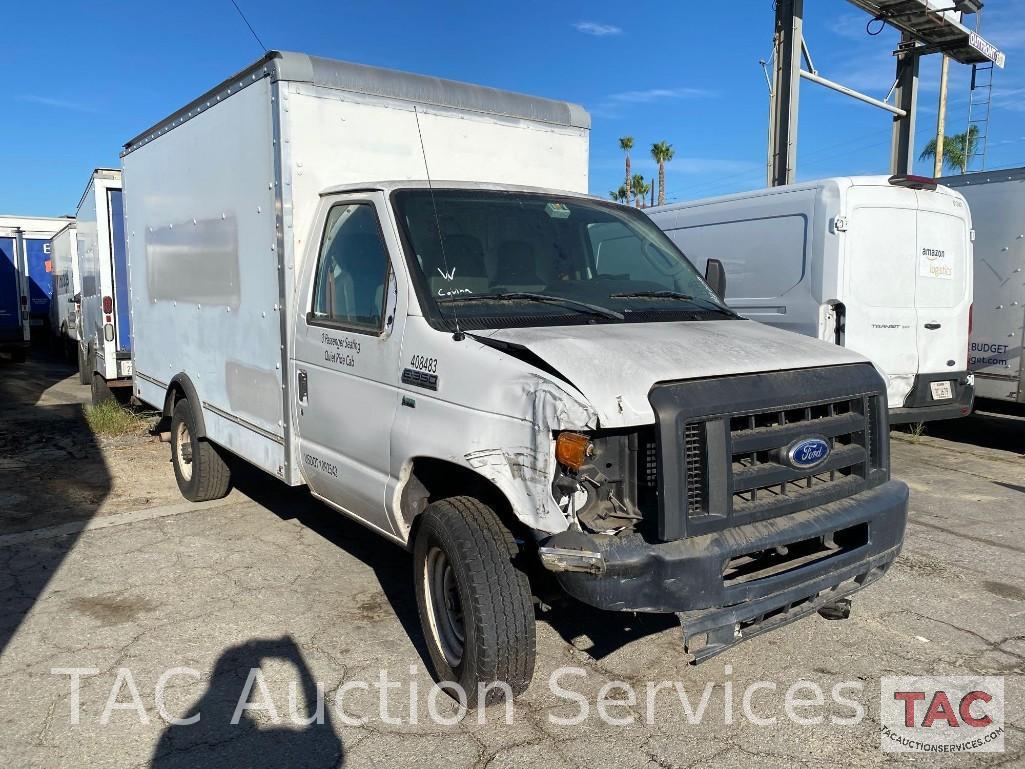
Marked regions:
[944,170,1025,403]
[124,78,286,478]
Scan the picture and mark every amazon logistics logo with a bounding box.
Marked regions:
[880,676,1004,753]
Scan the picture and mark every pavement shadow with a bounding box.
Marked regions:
[228,463,430,664]
[0,348,109,656]
[151,636,343,769]
[916,400,1025,455]
[537,596,679,660]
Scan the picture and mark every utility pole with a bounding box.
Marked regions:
[890,33,920,176]
[767,0,804,186]
[933,55,949,178]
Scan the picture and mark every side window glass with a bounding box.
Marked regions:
[311,203,389,331]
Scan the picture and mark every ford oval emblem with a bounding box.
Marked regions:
[786,437,831,469]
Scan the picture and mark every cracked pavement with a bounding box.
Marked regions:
[0,353,1022,767]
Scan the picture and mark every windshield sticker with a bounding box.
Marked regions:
[544,202,571,219]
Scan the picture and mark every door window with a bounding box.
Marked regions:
[311,203,390,331]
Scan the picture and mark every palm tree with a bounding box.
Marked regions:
[619,137,634,200]
[608,185,629,204]
[631,174,649,208]
[919,126,979,174]
[650,141,675,206]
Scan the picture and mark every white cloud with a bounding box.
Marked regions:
[16,94,97,112]
[606,87,716,103]
[573,21,622,37]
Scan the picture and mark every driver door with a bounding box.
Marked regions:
[292,193,406,537]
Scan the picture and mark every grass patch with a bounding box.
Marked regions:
[83,400,146,437]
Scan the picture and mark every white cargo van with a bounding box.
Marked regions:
[124,51,908,705]
[647,176,975,423]
[49,221,80,359]
[942,167,1025,404]
[75,169,132,402]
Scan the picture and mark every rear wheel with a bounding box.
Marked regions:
[170,398,232,502]
[413,496,535,708]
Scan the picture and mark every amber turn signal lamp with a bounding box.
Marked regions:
[555,432,594,471]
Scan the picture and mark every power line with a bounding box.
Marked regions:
[229,0,267,52]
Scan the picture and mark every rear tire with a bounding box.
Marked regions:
[170,398,232,502]
[413,496,535,708]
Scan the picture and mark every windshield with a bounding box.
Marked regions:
[391,189,733,330]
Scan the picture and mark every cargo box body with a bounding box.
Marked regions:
[49,222,80,343]
[942,167,1025,404]
[0,215,73,338]
[76,169,131,382]
[122,50,590,483]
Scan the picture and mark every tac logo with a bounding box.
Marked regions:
[880,676,1004,753]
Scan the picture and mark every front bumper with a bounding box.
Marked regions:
[890,372,974,424]
[545,480,908,657]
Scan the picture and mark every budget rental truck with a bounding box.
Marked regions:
[647,176,975,423]
[942,167,1025,404]
[124,51,909,705]
[75,169,132,402]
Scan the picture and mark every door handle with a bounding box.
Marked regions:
[297,369,308,403]
[924,323,941,330]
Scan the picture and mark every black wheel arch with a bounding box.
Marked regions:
[163,373,207,438]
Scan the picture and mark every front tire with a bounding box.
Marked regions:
[170,398,232,502]
[413,497,535,708]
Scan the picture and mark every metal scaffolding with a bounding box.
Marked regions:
[766,0,1005,187]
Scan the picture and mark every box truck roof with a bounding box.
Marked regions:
[122,50,589,156]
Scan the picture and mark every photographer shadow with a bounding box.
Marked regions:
[151,636,343,769]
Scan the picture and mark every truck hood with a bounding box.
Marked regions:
[483,319,868,427]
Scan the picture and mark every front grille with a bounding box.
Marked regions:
[648,365,889,541]
[727,397,868,524]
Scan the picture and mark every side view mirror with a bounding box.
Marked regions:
[704,259,726,300]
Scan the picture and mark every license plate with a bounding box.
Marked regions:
[120,361,133,377]
[930,380,953,400]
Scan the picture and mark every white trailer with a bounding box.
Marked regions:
[49,221,80,358]
[647,176,975,423]
[942,167,1025,404]
[124,51,908,703]
[75,169,132,401]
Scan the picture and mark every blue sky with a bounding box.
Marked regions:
[3,0,1024,216]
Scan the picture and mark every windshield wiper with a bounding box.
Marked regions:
[439,292,624,320]
[609,290,737,316]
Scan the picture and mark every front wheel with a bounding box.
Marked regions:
[170,398,232,502]
[413,497,535,708]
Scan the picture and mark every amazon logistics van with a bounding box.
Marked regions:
[647,176,975,423]
[123,51,908,705]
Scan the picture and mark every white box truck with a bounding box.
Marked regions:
[942,167,1025,404]
[75,169,132,402]
[647,176,975,423]
[124,51,908,704]
[0,226,30,362]
[49,221,80,359]
[0,214,72,343]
